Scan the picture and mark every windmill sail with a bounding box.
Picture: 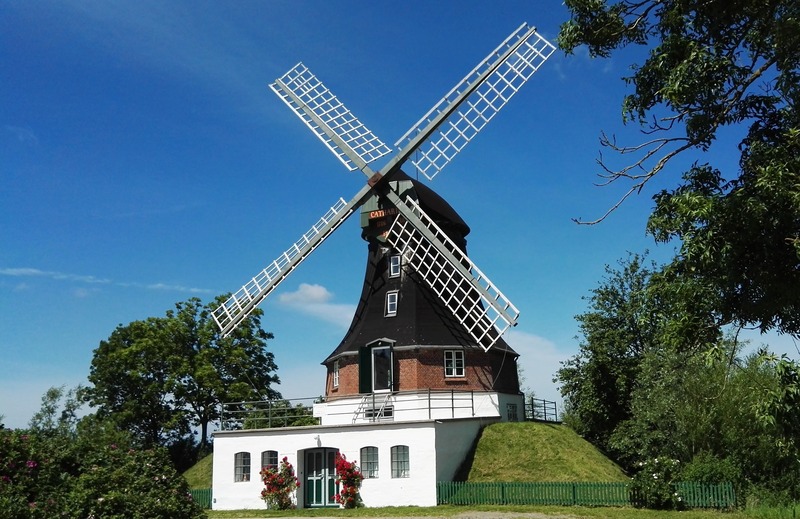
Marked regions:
[271,63,392,173]
[212,193,365,337]
[394,23,555,180]
[385,196,519,351]
[213,23,551,339]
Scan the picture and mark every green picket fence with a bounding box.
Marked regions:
[437,481,735,509]
[189,488,212,509]
[675,482,736,509]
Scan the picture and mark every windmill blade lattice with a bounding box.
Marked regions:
[213,23,552,343]
[386,196,519,351]
[394,24,555,180]
[212,193,365,337]
[271,63,392,172]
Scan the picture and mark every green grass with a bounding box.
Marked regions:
[466,422,628,482]
[205,504,767,518]
[184,453,213,489]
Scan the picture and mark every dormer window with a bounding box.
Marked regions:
[389,255,401,278]
[385,291,398,317]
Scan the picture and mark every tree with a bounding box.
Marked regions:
[84,296,280,451]
[560,0,800,337]
[167,297,280,447]
[84,316,190,448]
[557,253,658,449]
[557,253,719,458]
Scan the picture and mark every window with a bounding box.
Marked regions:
[507,403,519,422]
[391,445,409,478]
[372,346,393,392]
[360,446,379,478]
[261,450,278,471]
[332,360,340,387]
[234,451,251,482]
[444,350,465,377]
[385,291,398,317]
[389,255,401,278]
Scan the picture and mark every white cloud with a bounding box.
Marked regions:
[278,283,355,329]
[3,125,39,145]
[0,267,213,295]
[0,267,110,284]
[279,283,333,305]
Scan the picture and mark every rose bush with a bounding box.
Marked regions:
[334,452,363,509]
[260,457,299,509]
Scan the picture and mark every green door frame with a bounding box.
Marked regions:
[303,447,339,508]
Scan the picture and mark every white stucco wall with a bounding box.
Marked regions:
[211,418,490,510]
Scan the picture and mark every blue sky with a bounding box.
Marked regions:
[2,1,795,429]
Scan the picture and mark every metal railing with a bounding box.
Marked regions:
[524,397,559,423]
[324,389,479,423]
[220,398,318,430]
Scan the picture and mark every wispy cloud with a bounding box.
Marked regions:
[43,1,277,117]
[554,45,617,81]
[3,125,39,146]
[0,267,110,284]
[278,283,355,329]
[0,267,214,295]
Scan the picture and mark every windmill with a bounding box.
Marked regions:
[212,23,554,354]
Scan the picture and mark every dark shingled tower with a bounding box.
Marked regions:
[322,171,520,399]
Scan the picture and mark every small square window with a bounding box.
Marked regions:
[332,360,340,387]
[444,350,465,377]
[389,255,401,278]
[385,291,398,317]
[391,445,409,478]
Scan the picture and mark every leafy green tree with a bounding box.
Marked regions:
[559,0,800,337]
[558,253,718,461]
[167,296,281,447]
[557,253,658,450]
[84,296,280,451]
[84,316,189,448]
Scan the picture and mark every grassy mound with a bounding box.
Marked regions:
[467,422,627,482]
[183,453,213,489]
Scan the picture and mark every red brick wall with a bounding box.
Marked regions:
[324,347,519,398]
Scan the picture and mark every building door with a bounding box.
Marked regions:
[359,338,395,393]
[304,448,338,507]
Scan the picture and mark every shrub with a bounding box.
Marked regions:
[0,424,205,519]
[334,452,363,509]
[630,456,684,510]
[260,457,299,509]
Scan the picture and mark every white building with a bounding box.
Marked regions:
[212,174,525,510]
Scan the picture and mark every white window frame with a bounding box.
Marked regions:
[444,350,465,377]
[332,359,340,387]
[234,451,251,482]
[360,446,379,478]
[391,445,410,478]
[385,290,398,317]
[389,255,401,278]
[261,450,278,471]
[371,346,393,393]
